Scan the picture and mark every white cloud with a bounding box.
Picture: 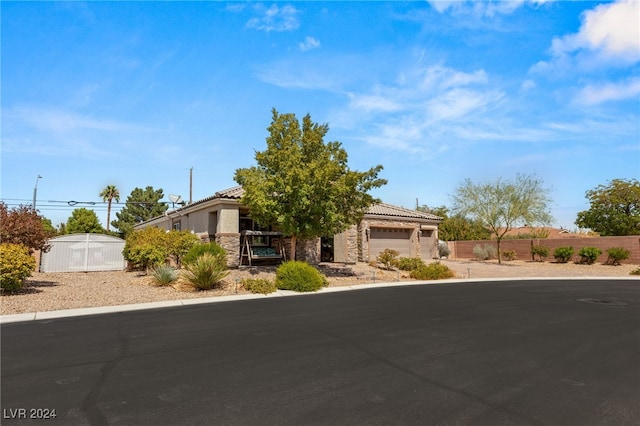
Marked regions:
[2,106,155,159]
[553,0,639,62]
[299,36,320,52]
[574,78,640,106]
[246,4,299,33]
[428,0,554,16]
[330,64,509,155]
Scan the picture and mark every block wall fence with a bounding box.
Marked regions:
[446,236,640,264]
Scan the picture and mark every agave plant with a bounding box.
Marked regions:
[149,264,179,286]
[182,253,229,290]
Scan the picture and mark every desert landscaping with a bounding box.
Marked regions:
[1,259,637,316]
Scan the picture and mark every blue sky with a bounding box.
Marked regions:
[2,0,639,230]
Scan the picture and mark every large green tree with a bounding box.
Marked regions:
[452,174,553,263]
[417,205,491,241]
[111,186,168,237]
[575,178,640,236]
[66,208,104,234]
[234,109,387,259]
[100,185,120,232]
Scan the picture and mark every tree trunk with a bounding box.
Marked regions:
[497,238,502,264]
[290,235,297,261]
[106,199,112,232]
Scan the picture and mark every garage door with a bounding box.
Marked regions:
[369,228,412,258]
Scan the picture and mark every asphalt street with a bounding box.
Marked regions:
[1,279,639,425]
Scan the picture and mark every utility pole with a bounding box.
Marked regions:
[33,175,42,209]
[189,167,193,204]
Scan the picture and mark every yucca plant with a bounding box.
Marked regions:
[182,253,229,290]
[150,264,179,286]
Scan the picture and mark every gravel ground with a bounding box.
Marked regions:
[1,260,637,315]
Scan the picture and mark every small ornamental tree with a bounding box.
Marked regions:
[452,174,552,263]
[235,109,386,259]
[0,202,53,253]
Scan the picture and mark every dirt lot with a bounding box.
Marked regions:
[1,260,637,315]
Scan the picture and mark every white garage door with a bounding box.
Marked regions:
[369,228,412,258]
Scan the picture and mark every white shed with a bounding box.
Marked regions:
[40,234,126,272]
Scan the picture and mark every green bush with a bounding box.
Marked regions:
[183,242,227,266]
[502,250,517,261]
[123,228,200,270]
[396,257,426,271]
[578,246,602,265]
[606,247,630,266]
[630,267,640,276]
[410,262,455,280]
[182,252,229,290]
[553,246,574,263]
[473,244,496,260]
[275,261,327,292]
[0,243,36,292]
[438,241,450,258]
[150,264,179,286]
[166,230,200,267]
[376,249,399,270]
[242,278,277,295]
[124,244,166,272]
[531,245,550,262]
[123,227,169,271]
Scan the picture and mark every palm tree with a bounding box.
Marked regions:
[100,185,120,232]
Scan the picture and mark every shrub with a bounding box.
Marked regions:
[242,278,277,295]
[578,246,602,265]
[606,247,630,266]
[531,245,550,262]
[396,257,426,271]
[183,242,227,266]
[166,230,200,267]
[275,261,327,292]
[630,267,640,276]
[473,244,496,261]
[150,264,179,286]
[1,243,36,292]
[124,244,166,272]
[410,262,455,280]
[502,250,517,261]
[123,227,169,271]
[0,203,53,253]
[376,249,399,270]
[438,241,450,258]
[553,246,574,263]
[182,252,229,290]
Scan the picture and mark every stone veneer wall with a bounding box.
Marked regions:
[344,226,359,264]
[215,233,241,268]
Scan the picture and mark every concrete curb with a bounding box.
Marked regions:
[1,276,637,324]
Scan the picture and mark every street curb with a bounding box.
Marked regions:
[1,276,637,324]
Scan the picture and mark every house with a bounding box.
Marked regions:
[134,186,442,267]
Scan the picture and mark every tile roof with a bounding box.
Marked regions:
[366,203,442,221]
[183,186,442,221]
